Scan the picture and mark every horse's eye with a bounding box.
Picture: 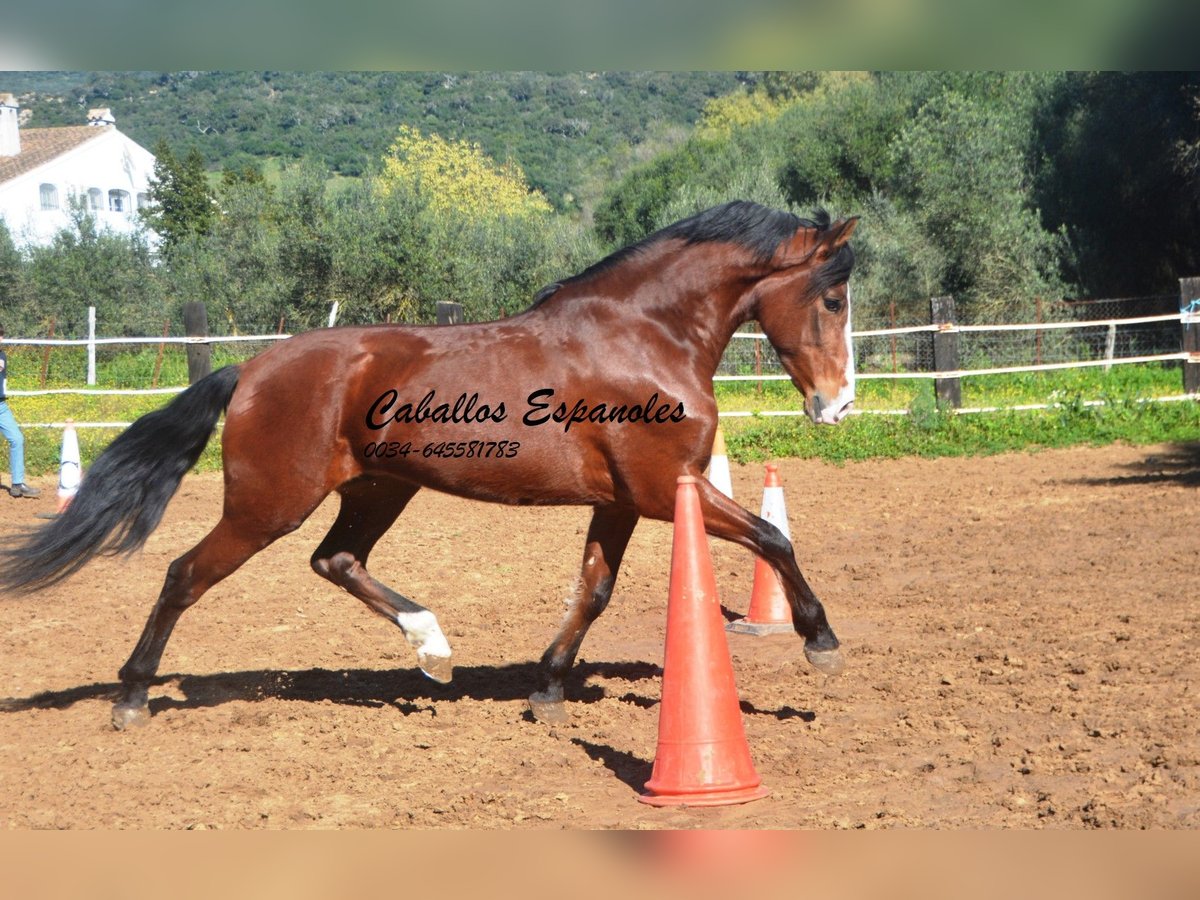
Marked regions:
[823,297,843,313]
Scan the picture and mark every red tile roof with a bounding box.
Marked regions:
[0,125,112,185]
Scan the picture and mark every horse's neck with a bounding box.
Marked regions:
[545,244,754,376]
[640,249,757,376]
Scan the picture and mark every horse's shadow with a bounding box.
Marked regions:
[1,655,814,722]
[1070,441,1200,488]
[0,657,814,795]
[0,660,660,717]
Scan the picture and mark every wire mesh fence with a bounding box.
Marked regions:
[6,318,290,392]
[714,324,774,378]
[4,293,1195,403]
[717,293,1187,381]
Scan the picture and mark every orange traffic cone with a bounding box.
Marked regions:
[639,475,769,807]
[727,464,793,635]
[56,420,81,514]
[706,425,733,500]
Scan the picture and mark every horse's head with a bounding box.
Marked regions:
[752,215,859,425]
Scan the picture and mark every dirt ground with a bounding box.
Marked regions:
[0,441,1197,830]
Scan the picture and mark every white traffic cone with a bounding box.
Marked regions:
[727,463,794,635]
[706,425,734,500]
[56,421,81,514]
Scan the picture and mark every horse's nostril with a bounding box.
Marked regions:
[811,395,825,419]
[822,400,853,424]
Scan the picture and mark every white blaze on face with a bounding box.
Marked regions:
[815,290,856,425]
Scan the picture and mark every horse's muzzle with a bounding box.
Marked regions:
[808,394,854,425]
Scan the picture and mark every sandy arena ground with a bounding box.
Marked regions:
[0,442,1197,829]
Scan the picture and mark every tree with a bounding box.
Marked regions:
[378,125,552,220]
[0,221,20,314]
[591,139,719,249]
[277,160,335,327]
[160,172,292,333]
[696,88,789,140]
[759,71,821,102]
[141,140,216,254]
[595,72,1073,325]
[886,80,1067,321]
[367,126,586,323]
[1032,72,1200,297]
[23,201,165,336]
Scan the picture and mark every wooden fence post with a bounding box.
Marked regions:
[1180,277,1200,394]
[436,302,463,326]
[930,295,961,409]
[183,301,211,385]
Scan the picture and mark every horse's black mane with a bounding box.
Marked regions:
[531,200,854,308]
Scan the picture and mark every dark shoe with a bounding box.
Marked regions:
[10,483,40,498]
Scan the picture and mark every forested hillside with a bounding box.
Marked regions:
[1,71,1198,343]
[0,71,743,210]
[594,71,1200,321]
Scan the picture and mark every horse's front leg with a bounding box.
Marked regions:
[528,504,639,724]
[689,476,845,675]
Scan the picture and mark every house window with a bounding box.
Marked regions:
[39,183,59,211]
[87,188,103,211]
[108,189,131,214]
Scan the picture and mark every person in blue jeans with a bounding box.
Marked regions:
[0,325,41,498]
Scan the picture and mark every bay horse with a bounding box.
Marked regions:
[0,201,858,730]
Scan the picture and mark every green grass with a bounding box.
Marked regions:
[4,346,1197,476]
[714,362,1187,414]
[714,364,1197,462]
[721,380,1199,463]
[205,157,359,194]
[6,344,265,391]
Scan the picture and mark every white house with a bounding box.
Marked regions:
[0,93,157,247]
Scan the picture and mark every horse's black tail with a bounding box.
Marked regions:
[0,365,241,595]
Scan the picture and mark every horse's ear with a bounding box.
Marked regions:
[774,224,823,267]
[809,215,860,264]
[774,215,860,268]
[827,216,860,250]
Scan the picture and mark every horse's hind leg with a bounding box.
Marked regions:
[529,504,638,723]
[113,513,307,730]
[309,481,453,683]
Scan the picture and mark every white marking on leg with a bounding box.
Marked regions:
[397,609,450,656]
[396,609,453,682]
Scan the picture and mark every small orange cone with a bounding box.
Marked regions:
[727,464,793,635]
[706,425,733,500]
[639,475,769,807]
[56,420,81,514]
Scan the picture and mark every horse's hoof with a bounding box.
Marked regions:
[804,645,846,676]
[527,692,570,725]
[418,651,453,684]
[111,703,150,731]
